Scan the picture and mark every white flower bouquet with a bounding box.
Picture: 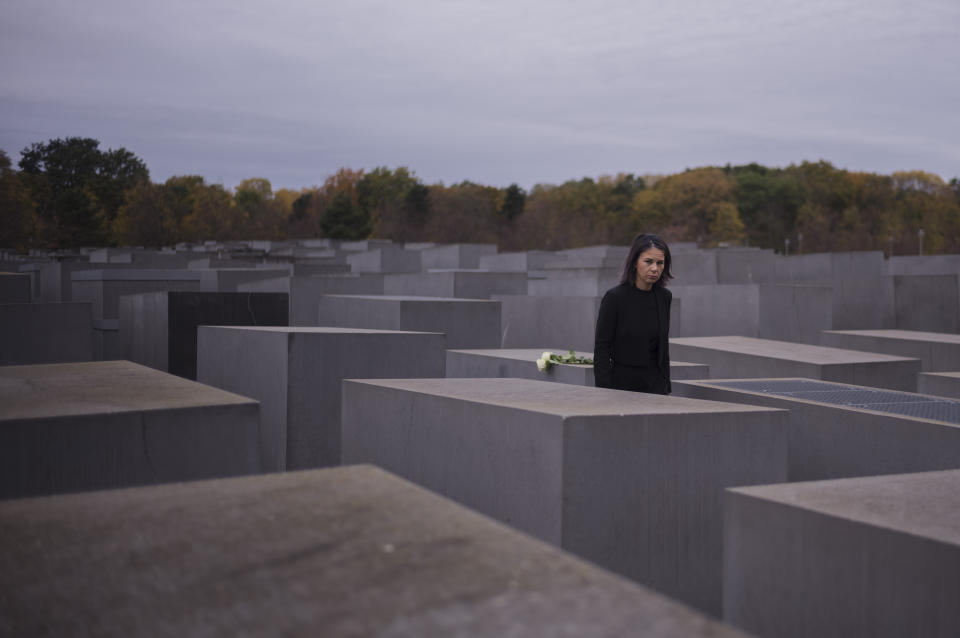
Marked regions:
[536,350,593,372]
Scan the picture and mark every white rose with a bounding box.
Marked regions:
[541,351,553,361]
[536,357,548,372]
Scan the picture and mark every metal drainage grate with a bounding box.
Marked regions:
[710,379,960,425]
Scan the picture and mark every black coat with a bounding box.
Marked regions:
[593,282,672,393]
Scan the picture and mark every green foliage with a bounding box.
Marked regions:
[498,184,526,222]
[0,150,37,252]
[320,192,370,239]
[18,137,148,247]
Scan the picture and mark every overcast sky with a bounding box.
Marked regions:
[2,0,958,191]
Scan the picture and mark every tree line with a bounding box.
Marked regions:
[2,137,959,255]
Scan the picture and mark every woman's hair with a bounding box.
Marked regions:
[619,233,673,287]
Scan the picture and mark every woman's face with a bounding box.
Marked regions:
[635,247,665,288]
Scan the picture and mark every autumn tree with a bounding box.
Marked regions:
[18,137,148,247]
[0,150,37,252]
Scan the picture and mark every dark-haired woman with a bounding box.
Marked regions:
[593,234,673,394]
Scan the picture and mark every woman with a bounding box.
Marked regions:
[593,234,673,394]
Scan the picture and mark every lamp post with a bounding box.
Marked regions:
[784,237,791,256]
[919,228,925,256]
[798,232,803,256]
[889,235,894,259]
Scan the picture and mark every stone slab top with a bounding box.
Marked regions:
[71,270,202,281]
[0,360,257,421]
[728,469,960,547]
[922,372,960,379]
[322,294,499,303]
[0,465,748,637]
[448,349,707,370]
[200,326,443,336]
[823,329,960,344]
[669,336,917,364]
[346,377,782,418]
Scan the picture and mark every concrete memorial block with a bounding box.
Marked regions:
[829,275,895,330]
[673,378,960,481]
[893,274,959,333]
[918,372,960,399]
[715,248,777,284]
[821,329,960,372]
[197,326,445,472]
[383,270,527,298]
[670,250,718,285]
[757,284,833,344]
[0,302,94,365]
[317,294,500,348]
[240,274,385,326]
[446,348,709,385]
[724,470,960,638]
[775,251,885,282]
[71,269,203,320]
[0,466,750,638]
[420,243,497,269]
[478,250,558,271]
[670,285,760,337]
[527,276,617,297]
[346,245,421,273]
[888,254,960,276]
[119,291,288,380]
[496,294,601,350]
[0,272,31,302]
[0,361,259,499]
[342,377,788,615]
[17,263,42,300]
[669,336,920,391]
[197,267,290,292]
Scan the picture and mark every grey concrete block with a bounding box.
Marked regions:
[669,336,921,391]
[0,465,750,638]
[0,302,94,365]
[893,274,959,332]
[821,329,960,372]
[347,246,422,273]
[758,284,834,344]
[918,372,960,399]
[0,361,260,499]
[674,378,960,481]
[775,251,886,282]
[342,377,788,615]
[71,269,203,320]
[317,295,500,348]
[671,250,718,285]
[724,470,960,638]
[197,268,290,292]
[446,348,709,385]
[197,326,445,471]
[478,250,558,271]
[527,275,618,297]
[240,274,385,326]
[888,254,960,276]
[0,272,31,302]
[119,292,288,379]
[384,270,527,298]
[829,276,895,330]
[420,243,497,269]
[671,285,760,337]
[716,248,777,284]
[496,295,602,350]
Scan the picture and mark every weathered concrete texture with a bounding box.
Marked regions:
[197,326,445,471]
[829,276,895,330]
[446,348,709,386]
[478,250,558,271]
[197,268,291,292]
[918,372,960,399]
[420,243,497,269]
[821,329,960,372]
[757,284,834,343]
[888,254,960,276]
[383,270,527,298]
[724,470,960,638]
[0,302,94,365]
[775,251,886,282]
[673,378,960,481]
[0,466,750,638]
[527,274,619,297]
[715,248,778,284]
[119,292,288,379]
[317,294,500,348]
[0,272,31,302]
[893,274,959,333]
[239,274,385,326]
[342,377,787,615]
[669,336,920,391]
[0,361,260,499]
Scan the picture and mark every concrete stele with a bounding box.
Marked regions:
[0,465,750,637]
[197,326,446,472]
[669,335,920,391]
[821,328,960,372]
[0,360,260,499]
[725,469,960,638]
[342,377,787,615]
